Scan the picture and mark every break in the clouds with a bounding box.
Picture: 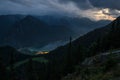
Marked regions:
[0,0,120,21]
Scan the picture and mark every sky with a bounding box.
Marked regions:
[0,0,120,21]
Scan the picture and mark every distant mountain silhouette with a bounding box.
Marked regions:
[0,15,110,49]
[0,15,75,48]
[36,15,110,35]
[0,15,24,36]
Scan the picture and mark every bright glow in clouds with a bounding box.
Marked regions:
[46,0,116,21]
[0,0,119,21]
[52,1,116,21]
[90,8,116,21]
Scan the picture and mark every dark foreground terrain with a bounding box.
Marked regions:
[0,16,120,80]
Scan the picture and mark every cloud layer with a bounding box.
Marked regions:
[0,0,120,21]
[90,0,120,10]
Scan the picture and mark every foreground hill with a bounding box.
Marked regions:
[0,45,50,80]
[62,49,120,80]
[0,46,30,65]
[47,16,120,80]
[0,15,119,80]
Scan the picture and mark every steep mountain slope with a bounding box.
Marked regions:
[49,17,120,55]
[47,16,120,80]
[0,15,24,35]
[70,17,120,48]
[62,50,120,80]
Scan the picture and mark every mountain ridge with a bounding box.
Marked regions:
[0,15,110,50]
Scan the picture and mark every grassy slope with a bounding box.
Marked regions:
[62,50,120,80]
[7,57,48,69]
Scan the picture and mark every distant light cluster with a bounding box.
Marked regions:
[36,51,49,55]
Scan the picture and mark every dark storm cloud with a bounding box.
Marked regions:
[89,0,120,10]
[0,0,92,16]
[59,0,120,10]
[59,0,93,9]
[0,0,61,15]
[59,0,120,18]
[0,0,119,20]
[88,0,120,18]
[59,0,120,17]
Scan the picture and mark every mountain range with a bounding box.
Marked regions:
[49,16,120,56]
[0,15,120,80]
[0,15,110,51]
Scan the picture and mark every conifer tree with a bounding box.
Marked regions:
[9,51,17,80]
[64,36,74,73]
[0,57,7,80]
[26,58,38,80]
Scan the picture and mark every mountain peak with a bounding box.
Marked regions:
[21,15,46,25]
[24,15,35,19]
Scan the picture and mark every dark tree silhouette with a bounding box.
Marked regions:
[64,36,74,73]
[9,51,17,80]
[25,58,38,80]
[0,57,7,80]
